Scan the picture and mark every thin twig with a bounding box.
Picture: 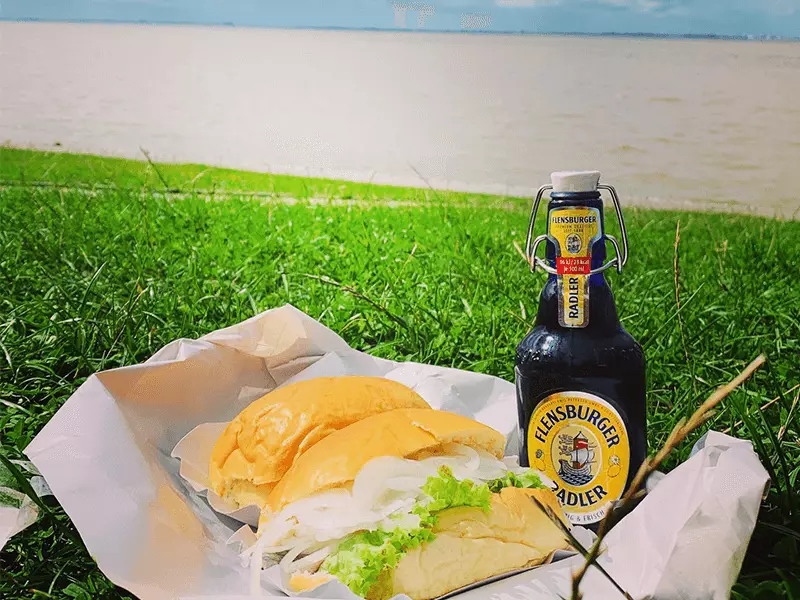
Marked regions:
[407,163,443,203]
[528,495,632,600]
[0,568,21,585]
[565,355,766,599]
[189,169,210,191]
[503,306,530,328]
[636,355,763,500]
[722,382,800,434]
[139,147,177,192]
[513,240,534,269]
[302,274,408,330]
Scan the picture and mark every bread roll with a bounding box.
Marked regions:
[288,487,570,600]
[209,376,429,507]
[265,408,506,515]
[380,487,569,600]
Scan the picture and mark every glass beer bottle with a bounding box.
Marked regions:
[516,170,646,530]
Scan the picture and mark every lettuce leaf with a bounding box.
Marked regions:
[321,525,435,598]
[320,466,543,597]
[320,466,491,597]
[420,466,492,513]
[486,470,546,493]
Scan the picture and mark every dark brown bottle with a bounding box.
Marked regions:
[516,171,646,530]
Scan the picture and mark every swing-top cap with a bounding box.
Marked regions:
[550,170,602,193]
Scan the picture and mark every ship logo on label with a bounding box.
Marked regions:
[557,430,596,487]
[527,391,630,525]
[565,233,582,254]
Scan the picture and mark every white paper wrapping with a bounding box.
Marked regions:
[0,487,39,552]
[23,304,769,600]
[0,461,52,552]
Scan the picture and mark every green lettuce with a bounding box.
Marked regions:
[320,466,546,597]
[486,470,546,493]
[321,526,435,598]
[420,465,492,513]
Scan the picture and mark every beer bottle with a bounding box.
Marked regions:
[516,170,646,530]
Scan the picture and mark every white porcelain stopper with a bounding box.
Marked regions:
[550,170,602,193]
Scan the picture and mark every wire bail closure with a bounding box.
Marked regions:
[524,183,630,275]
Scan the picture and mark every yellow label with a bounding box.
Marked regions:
[547,207,602,328]
[527,391,629,525]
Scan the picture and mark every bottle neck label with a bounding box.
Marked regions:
[527,390,630,526]
[548,205,603,328]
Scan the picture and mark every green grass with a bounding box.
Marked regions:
[1,148,799,599]
[0,146,514,207]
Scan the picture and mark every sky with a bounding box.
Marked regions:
[1,0,799,37]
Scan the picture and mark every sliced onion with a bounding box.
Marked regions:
[286,545,335,574]
[242,539,299,559]
[250,444,522,573]
[296,496,415,541]
[351,456,432,507]
[279,541,316,573]
[279,489,351,519]
[249,531,269,595]
[259,516,299,546]
[472,454,510,481]
[382,475,430,493]
[444,443,480,471]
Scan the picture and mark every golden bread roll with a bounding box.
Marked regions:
[288,487,570,600]
[265,407,506,516]
[386,487,570,600]
[209,376,429,508]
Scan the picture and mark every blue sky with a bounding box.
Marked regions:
[2,0,799,37]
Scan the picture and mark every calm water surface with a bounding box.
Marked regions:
[2,22,799,216]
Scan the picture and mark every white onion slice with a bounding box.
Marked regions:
[283,545,335,575]
[444,443,480,471]
[278,489,352,519]
[244,442,542,581]
[256,515,297,547]
[279,541,317,573]
[351,456,435,508]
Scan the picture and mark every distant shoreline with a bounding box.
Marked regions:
[0,18,797,42]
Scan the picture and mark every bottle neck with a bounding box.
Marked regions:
[544,193,607,272]
[535,193,620,332]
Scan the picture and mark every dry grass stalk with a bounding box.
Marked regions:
[548,354,767,600]
[513,239,533,268]
[139,147,175,191]
[302,273,409,330]
[721,382,800,434]
[528,495,632,600]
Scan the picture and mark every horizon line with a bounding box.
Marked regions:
[1,17,797,41]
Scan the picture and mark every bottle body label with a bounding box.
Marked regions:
[527,391,630,525]
[548,206,602,328]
